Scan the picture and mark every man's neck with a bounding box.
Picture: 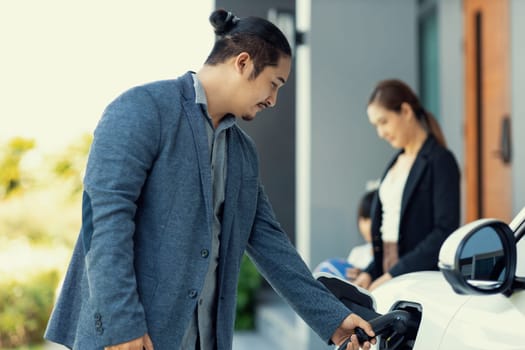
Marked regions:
[196,66,233,127]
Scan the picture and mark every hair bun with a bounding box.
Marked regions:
[209,9,240,35]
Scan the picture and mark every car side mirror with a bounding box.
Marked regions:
[438,219,516,295]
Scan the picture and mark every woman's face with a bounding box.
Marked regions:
[367,102,412,149]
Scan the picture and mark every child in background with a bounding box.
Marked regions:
[314,190,375,281]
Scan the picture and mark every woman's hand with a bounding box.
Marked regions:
[345,267,361,281]
[353,272,372,289]
[104,333,154,350]
[368,273,392,291]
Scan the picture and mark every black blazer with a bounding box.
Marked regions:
[365,135,460,280]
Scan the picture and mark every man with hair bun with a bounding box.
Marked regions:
[44,9,374,350]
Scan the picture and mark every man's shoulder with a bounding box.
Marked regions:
[140,77,185,100]
[117,75,191,116]
[120,72,192,103]
[141,77,182,91]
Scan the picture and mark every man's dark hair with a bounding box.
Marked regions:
[205,9,292,79]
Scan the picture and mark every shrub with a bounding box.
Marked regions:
[0,270,60,348]
[235,254,262,330]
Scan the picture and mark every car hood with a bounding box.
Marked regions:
[370,271,472,350]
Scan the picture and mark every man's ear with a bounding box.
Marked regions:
[234,52,252,76]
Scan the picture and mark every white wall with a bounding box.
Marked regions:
[0,1,214,151]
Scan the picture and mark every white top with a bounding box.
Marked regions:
[347,243,373,269]
[379,157,413,242]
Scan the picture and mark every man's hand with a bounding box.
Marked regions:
[104,333,154,350]
[331,313,376,350]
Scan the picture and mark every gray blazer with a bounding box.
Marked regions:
[44,72,350,349]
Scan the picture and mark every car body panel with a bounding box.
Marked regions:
[366,207,525,350]
[439,290,525,350]
[371,271,471,350]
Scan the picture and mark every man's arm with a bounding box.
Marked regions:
[246,184,373,345]
[83,86,161,346]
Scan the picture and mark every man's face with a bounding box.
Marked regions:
[233,55,291,121]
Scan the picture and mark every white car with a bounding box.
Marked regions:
[318,207,525,350]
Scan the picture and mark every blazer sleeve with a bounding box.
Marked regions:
[245,183,351,344]
[82,86,161,346]
[389,149,460,277]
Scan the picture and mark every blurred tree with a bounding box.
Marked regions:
[51,133,92,197]
[0,137,35,199]
[0,134,92,348]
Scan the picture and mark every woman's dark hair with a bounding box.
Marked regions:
[358,190,376,220]
[368,79,447,147]
[205,9,292,79]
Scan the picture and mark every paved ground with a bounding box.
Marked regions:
[44,331,273,350]
[232,330,277,350]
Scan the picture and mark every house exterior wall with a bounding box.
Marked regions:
[306,0,417,272]
[511,0,525,213]
[437,0,465,221]
[297,1,418,348]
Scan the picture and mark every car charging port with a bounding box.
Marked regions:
[379,301,422,350]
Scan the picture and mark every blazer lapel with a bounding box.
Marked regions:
[180,72,213,221]
[400,157,427,218]
[217,131,243,292]
[220,131,242,246]
[400,136,435,218]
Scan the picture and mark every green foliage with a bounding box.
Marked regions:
[0,135,90,348]
[0,270,60,348]
[0,134,91,247]
[0,137,35,199]
[235,254,262,330]
[50,133,92,197]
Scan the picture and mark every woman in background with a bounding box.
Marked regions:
[354,79,460,291]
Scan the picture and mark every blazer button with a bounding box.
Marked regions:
[94,313,102,321]
[188,289,198,299]
[201,249,209,258]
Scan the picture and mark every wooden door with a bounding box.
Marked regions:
[464,0,512,222]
